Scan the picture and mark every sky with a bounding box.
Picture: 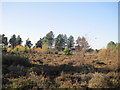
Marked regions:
[1,2,118,49]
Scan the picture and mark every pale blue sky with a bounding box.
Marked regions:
[1,2,118,49]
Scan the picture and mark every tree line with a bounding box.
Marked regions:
[1,31,119,52]
[0,31,90,51]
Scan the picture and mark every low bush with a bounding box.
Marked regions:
[7,45,26,54]
[98,49,107,60]
[7,47,12,53]
[80,73,93,82]
[58,52,63,55]
[2,55,31,67]
[2,47,7,53]
[88,72,108,88]
[54,50,58,54]
[63,48,72,55]
[14,45,26,54]
[46,50,54,54]
[2,77,35,89]
[86,48,94,53]
[106,72,119,88]
[28,71,53,88]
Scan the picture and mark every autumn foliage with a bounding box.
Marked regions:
[33,44,48,53]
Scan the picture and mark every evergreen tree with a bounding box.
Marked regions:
[36,38,42,48]
[16,35,22,46]
[1,34,8,46]
[44,31,54,49]
[63,34,68,48]
[9,34,17,48]
[67,35,74,49]
[76,36,82,46]
[25,38,33,48]
[55,34,64,51]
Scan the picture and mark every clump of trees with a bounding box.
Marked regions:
[9,34,22,48]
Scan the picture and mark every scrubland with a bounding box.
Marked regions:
[2,45,120,89]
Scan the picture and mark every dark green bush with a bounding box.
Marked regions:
[46,51,54,54]
[54,51,58,54]
[9,51,15,54]
[2,48,7,53]
[86,48,94,53]
[46,50,58,54]
[2,55,31,67]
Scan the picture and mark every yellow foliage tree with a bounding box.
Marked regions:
[33,44,48,53]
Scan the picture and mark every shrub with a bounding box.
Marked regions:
[33,48,41,53]
[46,50,54,54]
[28,72,52,88]
[106,72,119,88]
[2,47,7,53]
[58,52,62,55]
[24,46,31,53]
[7,45,26,54]
[98,49,107,60]
[54,51,58,54]
[13,45,25,54]
[2,77,36,89]
[2,55,31,67]
[86,48,94,53]
[88,72,108,88]
[109,78,119,88]
[7,47,12,53]
[80,73,93,82]
[9,50,15,54]
[63,48,72,55]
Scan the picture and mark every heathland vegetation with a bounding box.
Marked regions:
[1,31,120,89]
